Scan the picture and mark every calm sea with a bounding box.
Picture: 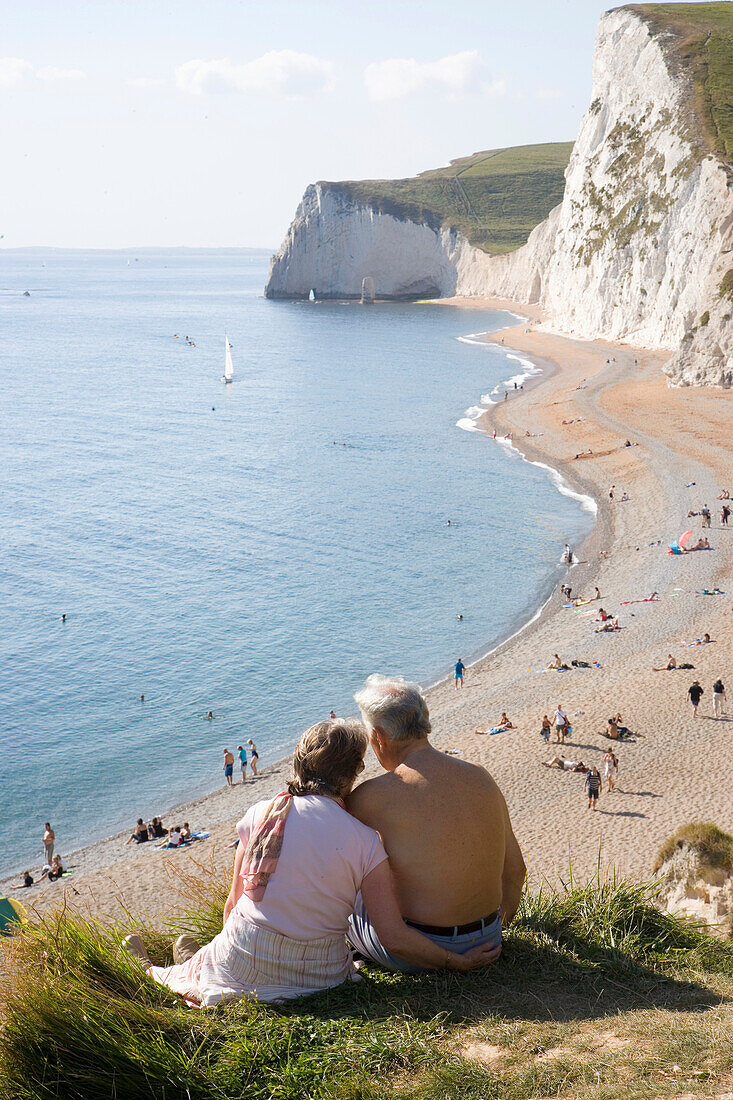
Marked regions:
[0,249,592,875]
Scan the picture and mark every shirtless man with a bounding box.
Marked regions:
[222,748,235,787]
[347,675,525,972]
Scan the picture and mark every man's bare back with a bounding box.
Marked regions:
[348,744,524,927]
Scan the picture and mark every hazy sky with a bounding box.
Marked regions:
[0,1,710,249]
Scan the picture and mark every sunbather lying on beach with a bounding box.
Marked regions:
[499,713,514,729]
[595,617,620,632]
[542,756,588,772]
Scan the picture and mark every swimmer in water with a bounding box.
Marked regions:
[60,613,66,622]
[456,614,463,621]
[206,711,214,720]
[140,694,145,702]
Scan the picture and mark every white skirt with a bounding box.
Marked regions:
[149,914,352,1007]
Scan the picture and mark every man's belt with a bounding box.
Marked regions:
[404,909,500,937]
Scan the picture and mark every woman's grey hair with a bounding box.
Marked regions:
[354,674,431,743]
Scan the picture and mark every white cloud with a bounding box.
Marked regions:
[537,88,563,101]
[0,58,85,86]
[0,58,35,86]
[363,50,503,102]
[174,50,336,99]
[37,66,85,82]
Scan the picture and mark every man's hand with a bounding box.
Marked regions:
[447,942,502,970]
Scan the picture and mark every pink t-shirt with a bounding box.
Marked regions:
[235,795,387,941]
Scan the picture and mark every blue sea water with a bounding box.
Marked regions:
[0,249,592,876]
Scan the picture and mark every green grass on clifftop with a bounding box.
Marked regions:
[2,873,733,1099]
[629,3,733,163]
[325,142,572,255]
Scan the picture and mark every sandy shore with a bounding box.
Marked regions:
[7,301,733,924]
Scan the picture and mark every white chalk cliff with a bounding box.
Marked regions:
[266,6,733,387]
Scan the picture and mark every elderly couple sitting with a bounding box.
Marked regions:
[125,675,526,1006]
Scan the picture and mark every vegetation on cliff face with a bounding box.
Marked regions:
[2,872,733,1099]
[655,822,733,874]
[629,3,733,163]
[322,142,572,255]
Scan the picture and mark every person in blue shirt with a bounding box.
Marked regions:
[454,659,465,689]
[237,745,248,783]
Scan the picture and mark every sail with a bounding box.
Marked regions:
[224,335,234,380]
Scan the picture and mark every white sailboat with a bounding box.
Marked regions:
[222,334,234,383]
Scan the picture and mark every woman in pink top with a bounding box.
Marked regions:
[128,719,500,1005]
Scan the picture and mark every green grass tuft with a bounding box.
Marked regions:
[654,821,733,874]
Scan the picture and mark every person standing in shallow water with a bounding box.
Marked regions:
[454,659,465,689]
[42,822,55,863]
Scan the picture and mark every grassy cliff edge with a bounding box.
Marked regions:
[1,872,732,1099]
[318,142,573,256]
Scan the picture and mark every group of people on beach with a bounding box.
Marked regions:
[16,824,65,888]
[223,741,259,785]
[123,676,526,1007]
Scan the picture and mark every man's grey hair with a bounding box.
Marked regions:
[354,674,431,742]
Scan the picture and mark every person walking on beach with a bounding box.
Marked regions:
[721,504,730,527]
[454,659,465,689]
[712,679,726,718]
[223,748,235,787]
[42,822,55,863]
[541,715,552,743]
[688,681,704,718]
[237,744,248,782]
[701,504,711,528]
[603,750,618,792]
[247,739,259,776]
[585,767,601,810]
[554,705,568,743]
